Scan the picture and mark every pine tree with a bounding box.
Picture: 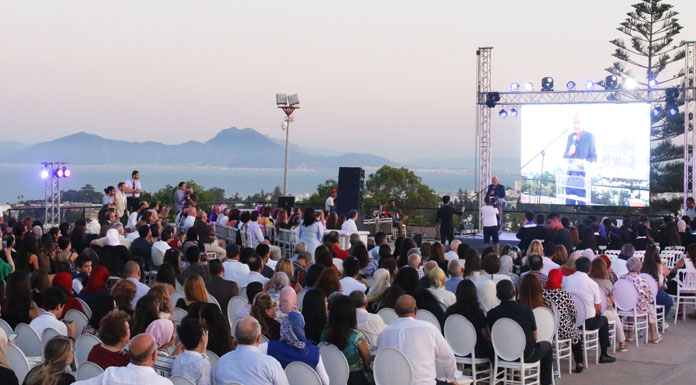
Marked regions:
[606,0,685,193]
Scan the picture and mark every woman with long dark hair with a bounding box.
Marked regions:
[302,289,327,345]
[200,303,235,356]
[130,294,160,335]
[663,222,682,247]
[315,268,341,297]
[445,279,491,358]
[392,266,419,295]
[517,274,550,309]
[398,238,417,267]
[71,219,88,254]
[1,272,39,328]
[83,294,115,335]
[641,244,673,317]
[16,234,40,273]
[464,248,481,281]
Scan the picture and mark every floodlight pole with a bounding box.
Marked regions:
[279,106,300,195]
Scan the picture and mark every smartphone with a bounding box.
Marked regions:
[8,333,17,342]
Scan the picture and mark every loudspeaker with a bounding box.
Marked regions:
[336,167,365,217]
[278,196,295,211]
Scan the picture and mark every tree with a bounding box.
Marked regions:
[606,0,686,194]
[304,179,338,208]
[62,184,103,203]
[364,166,439,225]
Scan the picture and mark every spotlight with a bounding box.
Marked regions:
[669,107,679,116]
[566,81,576,90]
[666,88,679,117]
[585,81,594,90]
[541,77,554,91]
[63,167,71,177]
[652,107,663,117]
[605,75,618,89]
[510,82,520,92]
[510,108,518,117]
[40,169,49,179]
[624,78,638,90]
[55,168,64,178]
[499,109,508,118]
[524,82,534,91]
[648,79,658,88]
[486,92,501,108]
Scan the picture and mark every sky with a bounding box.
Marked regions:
[1,0,694,164]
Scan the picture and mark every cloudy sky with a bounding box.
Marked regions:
[1,0,694,163]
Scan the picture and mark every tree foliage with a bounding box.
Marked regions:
[62,184,103,203]
[363,166,439,208]
[304,179,338,209]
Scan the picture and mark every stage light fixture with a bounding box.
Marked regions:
[40,168,49,179]
[566,81,576,90]
[510,108,518,117]
[486,92,501,108]
[524,82,534,91]
[624,78,638,90]
[63,167,71,177]
[605,75,618,89]
[55,168,64,178]
[669,107,679,116]
[652,107,663,117]
[541,77,554,91]
[499,109,508,118]
[585,81,594,90]
[510,82,520,92]
[648,79,658,88]
[665,88,679,117]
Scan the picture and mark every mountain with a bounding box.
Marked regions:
[0,127,393,169]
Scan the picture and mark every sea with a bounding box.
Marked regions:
[0,164,519,204]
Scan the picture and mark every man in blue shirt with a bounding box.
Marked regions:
[563,113,597,204]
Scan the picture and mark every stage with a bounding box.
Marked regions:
[454,231,521,251]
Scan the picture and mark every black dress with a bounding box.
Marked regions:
[0,367,19,385]
[21,370,75,385]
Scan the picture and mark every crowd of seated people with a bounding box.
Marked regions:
[3,200,696,385]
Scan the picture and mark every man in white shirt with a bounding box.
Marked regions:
[341,209,359,233]
[124,261,151,309]
[127,201,149,232]
[222,244,250,283]
[29,287,76,340]
[562,257,616,364]
[74,333,174,385]
[90,222,133,248]
[445,240,461,261]
[114,182,128,222]
[247,211,265,248]
[325,189,337,213]
[540,242,561,276]
[238,256,270,288]
[350,291,386,349]
[151,228,172,267]
[480,196,500,254]
[180,207,196,231]
[125,170,142,213]
[214,317,289,385]
[408,253,424,279]
[174,181,187,214]
[377,295,462,385]
[339,257,367,295]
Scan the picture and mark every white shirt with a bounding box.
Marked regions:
[29,312,67,338]
[356,308,387,349]
[92,234,133,248]
[377,317,458,385]
[127,277,152,309]
[125,179,142,198]
[427,287,457,308]
[73,278,84,294]
[540,256,560,276]
[325,196,334,212]
[238,271,270,288]
[474,273,511,288]
[216,214,228,226]
[223,259,251,283]
[181,216,195,231]
[444,250,459,262]
[258,343,330,385]
[127,212,139,231]
[480,205,499,227]
[214,345,289,385]
[563,271,601,319]
[248,221,265,248]
[126,232,139,241]
[73,363,173,385]
[341,218,358,233]
[339,276,367,296]
[151,240,171,267]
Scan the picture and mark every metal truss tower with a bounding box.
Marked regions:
[43,161,67,228]
[475,47,493,213]
[684,41,696,206]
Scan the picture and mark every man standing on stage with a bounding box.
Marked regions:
[487,176,505,232]
[563,113,597,205]
[325,189,337,213]
[125,170,142,213]
[436,195,464,246]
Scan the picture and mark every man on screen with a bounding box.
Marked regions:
[562,113,597,205]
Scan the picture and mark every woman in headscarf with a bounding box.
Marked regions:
[262,311,329,385]
[51,272,85,318]
[78,265,112,309]
[477,279,499,312]
[499,254,520,289]
[146,318,178,378]
[266,271,291,303]
[366,268,391,312]
[279,286,298,315]
[542,269,585,373]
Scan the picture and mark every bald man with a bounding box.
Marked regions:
[124,261,151,308]
[215,317,289,385]
[377,295,462,385]
[420,260,438,288]
[74,333,173,385]
[445,240,461,261]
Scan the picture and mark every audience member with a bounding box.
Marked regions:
[621,257,662,343]
[340,257,367,295]
[252,292,281,341]
[206,259,239,317]
[24,336,76,385]
[445,279,492,360]
[200,303,236,356]
[88,310,131,369]
[428,266,456,308]
[0,328,18,385]
[366,268,391,311]
[124,261,151,308]
[588,258,628,352]
[30,287,77,339]
[111,278,137,315]
[82,294,115,335]
[177,274,209,311]
[349,290,387,349]
[146,319,177,377]
[222,244,249,282]
[172,318,211,385]
[302,289,328,345]
[239,256,270,288]
[179,246,210,284]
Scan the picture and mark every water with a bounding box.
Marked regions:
[0,164,518,204]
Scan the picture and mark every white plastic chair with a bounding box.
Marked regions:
[76,297,92,318]
[240,286,247,300]
[15,323,43,357]
[639,273,665,333]
[7,343,30,383]
[549,304,572,376]
[374,347,413,385]
[0,318,13,336]
[570,293,600,365]
[532,307,555,343]
[491,318,540,385]
[173,307,189,324]
[599,290,616,353]
[444,314,491,384]
[208,294,222,310]
[377,307,398,325]
[206,350,220,370]
[415,309,441,332]
[297,290,307,311]
[672,269,696,324]
[75,333,102,365]
[65,308,89,336]
[170,375,196,385]
[285,361,322,385]
[170,290,186,310]
[319,343,350,385]
[76,361,104,380]
[226,296,249,328]
[614,279,649,346]
[41,327,62,349]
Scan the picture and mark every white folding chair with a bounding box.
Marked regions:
[0,318,13,336]
[297,290,307,311]
[415,309,441,332]
[533,307,555,343]
[208,293,222,310]
[76,297,92,318]
[599,290,616,353]
[173,308,189,324]
[226,296,249,329]
[65,308,89,336]
[285,361,322,385]
[491,318,540,385]
[549,305,572,376]
[7,343,30,383]
[170,375,196,385]
[570,293,600,365]
[240,286,247,300]
[76,361,105,380]
[170,290,186,310]
[614,279,649,346]
[15,323,43,357]
[374,347,413,385]
[639,273,665,333]
[75,333,102,366]
[444,314,491,384]
[673,269,696,324]
[206,350,220,370]
[377,307,398,325]
[41,327,62,349]
[319,343,349,385]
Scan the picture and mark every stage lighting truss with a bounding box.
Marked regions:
[477,87,686,106]
[41,161,69,228]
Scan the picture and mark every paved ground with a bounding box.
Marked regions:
[559,316,696,385]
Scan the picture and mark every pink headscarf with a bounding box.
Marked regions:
[146,319,174,349]
[279,286,298,314]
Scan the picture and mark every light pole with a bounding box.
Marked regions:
[276,93,300,195]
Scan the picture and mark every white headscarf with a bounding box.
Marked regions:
[477,279,500,312]
[105,228,121,246]
[367,268,391,303]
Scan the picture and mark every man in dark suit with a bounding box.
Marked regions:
[518,214,548,252]
[206,259,239,319]
[130,224,153,271]
[563,113,597,205]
